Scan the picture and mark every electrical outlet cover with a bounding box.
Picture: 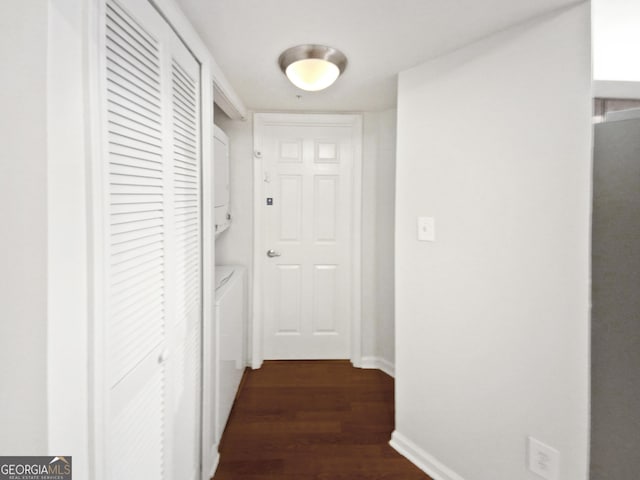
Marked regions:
[528,437,559,480]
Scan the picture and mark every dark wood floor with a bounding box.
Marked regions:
[213,360,432,480]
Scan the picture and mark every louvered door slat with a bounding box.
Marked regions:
[174,155,197,168]
[110,357,164,480]
[111,274,164,312]
[110,230,162,253]
[109,185,163,198]
[105,41,160,85]
[111,251,163,279]
[171,59,200,335]
[111,162,162,179]
[111,245,163,272]
[174,167,197,178]
[107,0,164,389]
[173,83,196,107]
[106,3,159,61]
[174,171,197,181]
[111,227,163,248]
[108,131,163,155]
[107,57,160,96]
[172,103,196,128]
[111,263,164,298]
[104,3,167,480]
[174,141,197,157]
[108,114,162,140]
[102,1,203,479]
[111,209,163,225]
[173,129,197,149]
[104,25,159,73]
[172,67,195,92]
[108,83,162,120]
[105,39,160,86]
[109,141,162,162]
[169,53,201,480]
[108,117,162,142]
[110,175,163,189]
[109,100,161,130]
[107,67,161,107]
[172,108,195,127]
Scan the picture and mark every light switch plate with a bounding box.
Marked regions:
[528,437,559,480]
[417,216,435,242]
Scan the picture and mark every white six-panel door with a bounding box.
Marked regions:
[256,117,359,359]
[101,0,201,478]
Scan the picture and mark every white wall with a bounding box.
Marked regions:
[215,107,396,369]
[0,0,49,454]
[361,115,378,359]
[392,4,591,480]
[362,110,397,373]
[375,110,396,368]
[1,0,99,473]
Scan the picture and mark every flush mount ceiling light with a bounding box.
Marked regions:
[278,45,347,92]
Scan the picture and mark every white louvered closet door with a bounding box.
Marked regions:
[102,1,201,479]
[164,20,202,480]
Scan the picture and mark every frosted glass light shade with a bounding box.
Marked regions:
[285,59,340,91]
[279,45,347,92]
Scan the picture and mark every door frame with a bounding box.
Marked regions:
[252,113,363,369]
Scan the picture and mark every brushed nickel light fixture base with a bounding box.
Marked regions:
[278,45,347,91]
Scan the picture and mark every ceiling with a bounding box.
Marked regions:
[175,0,581,112]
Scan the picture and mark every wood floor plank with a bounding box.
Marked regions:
[213,360,431,480]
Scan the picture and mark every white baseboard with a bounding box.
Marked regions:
[251,359,263,370]
[360,356,395,378]
[390,430,466,480]
[207,450,220,480]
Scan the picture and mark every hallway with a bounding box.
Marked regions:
[214,361,431,479]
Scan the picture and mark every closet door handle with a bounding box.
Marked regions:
[266,249,281,258]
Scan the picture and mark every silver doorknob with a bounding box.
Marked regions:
[266,249,281,258]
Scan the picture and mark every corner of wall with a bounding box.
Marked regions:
[360,356,395,378]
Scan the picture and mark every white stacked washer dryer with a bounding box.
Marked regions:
[213,265,247,443]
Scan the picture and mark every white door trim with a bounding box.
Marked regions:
[252,113,363,369]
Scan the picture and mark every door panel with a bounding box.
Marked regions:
[105,2,167,478]
[275,264,303,334]
[315,141,339,163]
[314,175,339,242]
[261,122,354,359]
[312,265,338,334]
[102,1,201,479]
[166,28,201,480]
[279,139,303,162]
[109,350,164,480]
[278,175,303,241]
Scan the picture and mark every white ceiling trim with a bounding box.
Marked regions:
[213,58,247,120]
